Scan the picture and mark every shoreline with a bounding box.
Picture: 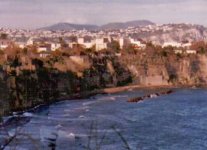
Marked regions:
[0,83,203,118]
[56,84,174,101]
[0,83,205,127]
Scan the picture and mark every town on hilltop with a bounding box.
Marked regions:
[0,23,207,57]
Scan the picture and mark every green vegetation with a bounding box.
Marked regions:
[0,33,8,39]
[108,40,121,53]
[1,40,207,118]
[0,46,132,117]
[191,41,207,54]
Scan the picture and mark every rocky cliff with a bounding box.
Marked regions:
[122,52,207,86]
[0,52,132,116]
[1,47,207,117]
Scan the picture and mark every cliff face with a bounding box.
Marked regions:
[122,53,207,86]
[0,53,132,115]
[1,49,207,116]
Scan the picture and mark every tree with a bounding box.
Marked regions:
[123,44,137,54]
[160,50,168,57]
[108,41,120,53]
[59,37,68,48]
[0,33,8,39]
[191,41,207,54]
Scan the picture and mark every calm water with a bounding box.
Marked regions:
[1,89,207,150]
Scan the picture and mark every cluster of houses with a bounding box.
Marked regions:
[0,35,148,52]
[0,25,200,57]
[0,35,199,56]
[1,24,204,58]
[161,41,197,54]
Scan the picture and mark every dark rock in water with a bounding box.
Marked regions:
[155,93,160,96]
[128,89,174,103]
[127,97,143,102]
[160,90,173,95]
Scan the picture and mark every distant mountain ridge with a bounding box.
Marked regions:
[40,23,99,31]
[39,20,155,31]
[38,22,207,44]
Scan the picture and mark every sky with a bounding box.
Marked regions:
[0,0,207,29]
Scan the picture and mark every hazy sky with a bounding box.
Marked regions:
[0,0,207,29]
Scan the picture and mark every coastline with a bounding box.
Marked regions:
[0,83,203,127]
[57,84,174,100]
[0,83,201,118]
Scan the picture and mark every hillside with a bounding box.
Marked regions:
[130,24,207,44]
[39,20,155,31]
[101,20,155,30]
[39,23,99,31]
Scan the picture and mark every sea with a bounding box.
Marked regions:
[1,88,207,150]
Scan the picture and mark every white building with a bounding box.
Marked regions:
[39,51,50,58]
[162,42,182,48]
[129,38,146,49]
[77,37,95,49]
[186,49,197,54]
[51,43,61,51]
[68,42,78,49]
[174,49,183,54]
[95,38,108,51]
[37,44,51,52]
[182,43,192,48]
[26,38,34,46]
[77,37,84,44]
[37,47,48,52]
[119,38,125,49]
[119,37,131,49]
